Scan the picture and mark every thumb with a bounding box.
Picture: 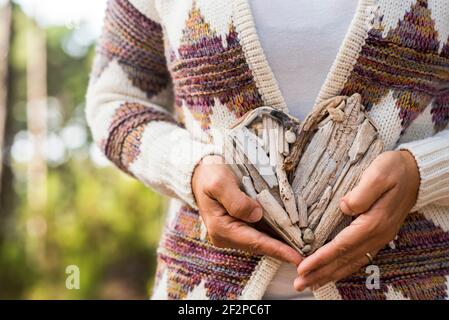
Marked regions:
[340,169,393,216]
[220,183,263,223]
[218,178,263,223]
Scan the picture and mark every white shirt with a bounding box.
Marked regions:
[250,0,358,120]
[249,0,359,299]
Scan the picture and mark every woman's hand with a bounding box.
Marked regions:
[192,155,302,265]
[294,150,420,291]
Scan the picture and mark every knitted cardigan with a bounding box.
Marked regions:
[86,0,449,300]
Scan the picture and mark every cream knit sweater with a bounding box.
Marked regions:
[86,0,449,300]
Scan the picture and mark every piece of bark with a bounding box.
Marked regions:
[283,135,290,156]
[268,118,278,167]
[262,116,269,153]
[296,194,308,228]
[276,155,299,224]
[224,138,245,182]
[232,127,278,188]
[242,176,258,199]
[256,190,304,250]
[326,100,346,122]
[348,118,377,162]
[303,95,346,131]
[307,185,332,229]
[278,124,285,155]
[239,151,283,205]
[224,137,250,178]
[292,119,334,195]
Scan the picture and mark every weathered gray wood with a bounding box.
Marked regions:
[292,121,334,194]
[283,138,290,156]
[232,127,278,188]
[311,139,384,252]
[284,96,346,173]
[268,118,278,167]
[224,137,248,182]
[242,176,258,199]
[348,118,377,162]
[256,190,304,249]
[276,155,299,224]
[278,123,285,155]
[296,194,308,228]
[289,94,384,254]
[307,185,332,229]
[236,150,283,205]
[226,93,383,257]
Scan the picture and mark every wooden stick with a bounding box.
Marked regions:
[307,185,332,229]
[284,96,347,172]
[262,116,270,154]
[256,190,304,249]
[232,127,277,188]
[278,124,284,155]
[276,155,299,224]
[296,194,308,228]
[242,176,258,199]
[268,118,278,167]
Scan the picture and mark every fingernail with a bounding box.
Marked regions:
[249,207,262,222]
[294,278,306,292]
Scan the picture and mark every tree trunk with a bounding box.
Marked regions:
[26,19,47,214]
[0,1,12,197]
[25,18,48,265]
[0,2,14,242]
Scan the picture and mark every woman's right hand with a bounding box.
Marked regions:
[192,155,302,265]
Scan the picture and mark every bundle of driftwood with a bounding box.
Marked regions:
[225,94,384,256]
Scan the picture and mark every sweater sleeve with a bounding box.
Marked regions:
[397,129,449,211]
[85,0,221,208]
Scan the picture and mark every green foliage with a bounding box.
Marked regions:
[24,161,166,299]
[0,4,166,299]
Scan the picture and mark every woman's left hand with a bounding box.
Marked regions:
[294,150,420,292]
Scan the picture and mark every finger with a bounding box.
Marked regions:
[296,216,383,291]
[197,194,227,223]
[294,253,369,292]
[217,216,302,265]
[297,220,371,277]
[295,235,376,290]
[331,251,377,282]
[340,166,394,216]
[213,178,263,223]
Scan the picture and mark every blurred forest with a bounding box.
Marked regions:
[0,1,166,299]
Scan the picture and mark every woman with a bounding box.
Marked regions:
[86,0,449,300]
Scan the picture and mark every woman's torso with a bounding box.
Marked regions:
[150,0,449,300]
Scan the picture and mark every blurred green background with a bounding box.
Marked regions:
[0,0,167,299]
